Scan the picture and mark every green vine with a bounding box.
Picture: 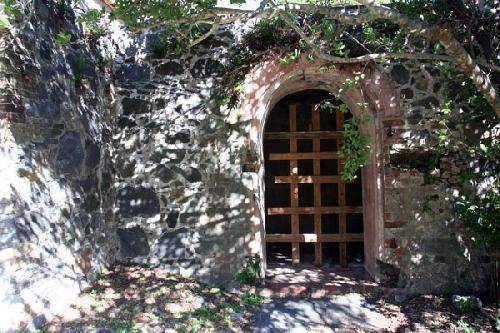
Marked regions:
[431,63,500,246]
[320,72,373,181]
[339,111,371,181]
[321,97,372,181]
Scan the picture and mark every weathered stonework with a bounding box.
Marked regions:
[0,1,495,330]
[0,1,116,330]
[111,27,256,284]
[110,26,492,295]
[379,62,493,293]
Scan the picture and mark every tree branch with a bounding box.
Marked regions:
[355,0,500,117]
[275,4,500,70]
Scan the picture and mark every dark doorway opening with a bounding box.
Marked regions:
[264,90,364,268]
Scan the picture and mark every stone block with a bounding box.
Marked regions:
[411,96,440,109]
[165,209,180,228]
[116,63,151,82]
[85,141,101,170]
[391,64,410,85]
[117,226,150,258]
[117,186,160,218]
[56,131,84,174]
[156,61,184,76]
[171,166,202,183]
[153,227,192,259]
[165,130,191,144]
[121,97,152,115]
[190,58,225,78]
[0,94,25,122]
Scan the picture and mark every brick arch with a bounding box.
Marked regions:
[239,57,401,278]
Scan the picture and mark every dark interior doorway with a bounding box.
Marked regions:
[264,90,364,267]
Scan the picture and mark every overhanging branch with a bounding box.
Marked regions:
[355,0,500,117]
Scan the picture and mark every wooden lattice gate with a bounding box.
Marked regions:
[264,92,364,267]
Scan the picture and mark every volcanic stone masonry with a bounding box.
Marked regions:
[0,0,494,330]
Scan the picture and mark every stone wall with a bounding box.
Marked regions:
[0,0,116,330]
[112,26,493,294]
[112,28,257,285]
[111,21,494,295]
[0,3,495,330]
[380,62,493,293]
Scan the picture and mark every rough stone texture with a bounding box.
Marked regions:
[0,1,116,330]
[110,28,492,295]
[117,226,150,258]
[117,186,160,218]
[1,3,495,330]
[380,62,492,294]
[112,29,254,285]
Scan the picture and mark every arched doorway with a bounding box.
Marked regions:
[263,90,364,268]
[239,58,398,279]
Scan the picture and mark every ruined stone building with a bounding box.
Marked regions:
[0,0,495,329]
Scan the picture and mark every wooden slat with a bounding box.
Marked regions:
[269,152,338,160]
[275,175,342,184]
[289,104,300,265]
[312,105,322,266]
[268,206,363,215]
[336,110,347,267]
[266,233,364,243]
[264,131,344,139]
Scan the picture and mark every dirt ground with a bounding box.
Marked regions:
[41,265,498,332]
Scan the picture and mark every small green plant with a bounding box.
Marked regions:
[436,98,452,150]
[78,8,106,39]
[242,293,265,307]
[198,306,219,320]
[235,254,261,286]
[225,303,241,313]
[332,41,349,57]
[0,0,21,30]
[55,32,72,45]
[278,48,301,66]
[73,55,87,85]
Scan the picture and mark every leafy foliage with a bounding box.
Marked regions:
[55,32,72,45]
[338,111,371,181]
[234,254,261,286]
[112,0,217,30]
[455,185,500,245]
[242,293,266,307]
[320,99,371,181]
[362,20,406,53]
[427,63,500,245]
[1,0,21,30]
[78,8,106,39]
[242,16,300,53]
